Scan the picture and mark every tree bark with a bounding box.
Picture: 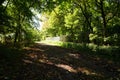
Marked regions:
[100,0,107,38]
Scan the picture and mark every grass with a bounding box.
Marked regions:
[41,40,120,63]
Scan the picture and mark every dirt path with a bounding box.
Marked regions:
[0,43,120,80]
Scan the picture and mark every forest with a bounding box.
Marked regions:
[0,0,120,80]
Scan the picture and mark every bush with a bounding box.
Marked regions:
[89,34,103,45]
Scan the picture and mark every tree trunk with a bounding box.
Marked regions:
[100,0,107,38]
[14,28,18,46]
[14,13,21,47]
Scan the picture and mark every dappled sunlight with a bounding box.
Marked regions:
[24,47,44,52]
[37,55,102,76]
[23,43,118,78]
[56,64,76,73]
[1,0,120,79]
[38,58,102,76]
[23,59,33,64]
[76,67,102,76]
[1,43,120,80]
[39,58,54,65]
[27,53,38,59]
[68,53,80,59]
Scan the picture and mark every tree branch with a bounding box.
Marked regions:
[3,0,10,11]
[106,1,120,23]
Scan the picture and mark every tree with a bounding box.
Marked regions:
[0,0,65,46]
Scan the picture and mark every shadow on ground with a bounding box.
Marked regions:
[0,43,120,80]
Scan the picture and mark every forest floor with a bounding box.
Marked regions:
[0,43,120,80]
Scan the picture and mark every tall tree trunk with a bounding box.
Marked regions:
[14,13,21,47]
[14,24,21,47]
[14,28,18,46]
[100,0,107,38]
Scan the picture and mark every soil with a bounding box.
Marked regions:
[0,43,120,80]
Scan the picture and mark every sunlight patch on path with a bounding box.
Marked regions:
[23,43,103,77]
[68,53,80,59]
[38,58,101,76]
[24,47,45,52]
[22,58,102,77]
[23,59,33,64]
[39,59,76,73]
[36,41,61,46]
[56,64,77,73]
[77,67,97,75]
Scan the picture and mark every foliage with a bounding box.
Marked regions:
[1,0,120,79]
[41,0,120,46]
[0,0,65,47]
[1,0,120,46]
